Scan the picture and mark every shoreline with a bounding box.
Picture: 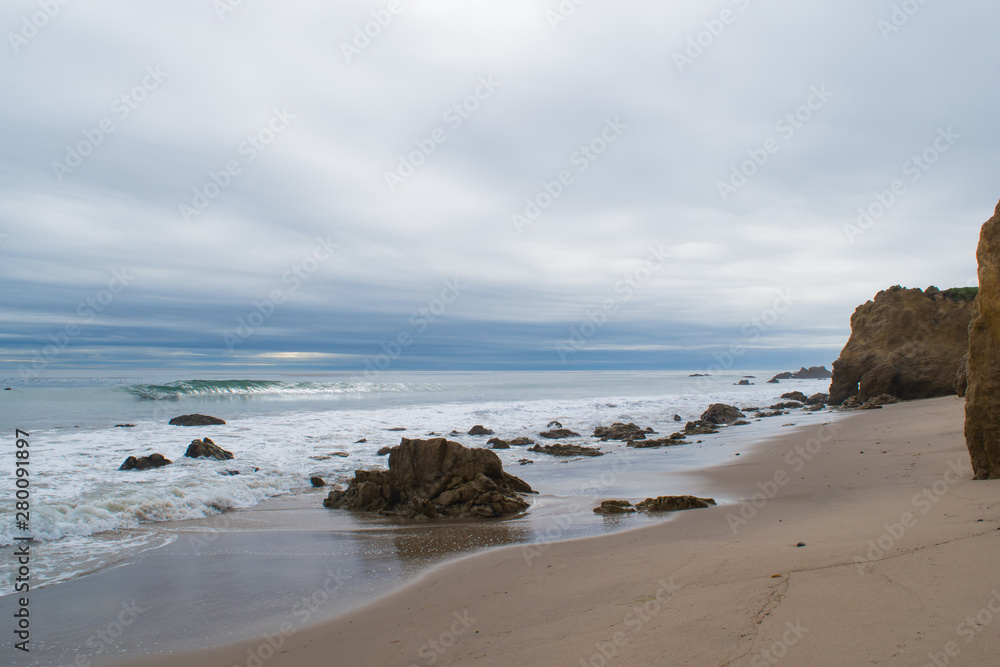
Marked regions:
[103,396,998,666]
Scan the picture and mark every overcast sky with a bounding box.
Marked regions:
[1,0,997,378]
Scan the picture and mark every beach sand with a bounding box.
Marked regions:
[108,396,1000,666]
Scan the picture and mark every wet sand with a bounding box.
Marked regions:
[105,396,1000,666]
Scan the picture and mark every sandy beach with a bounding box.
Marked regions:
[103,395,1000,667]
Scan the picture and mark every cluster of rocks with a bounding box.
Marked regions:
[323,438,535,519]
[488,437,535,449]
[120,414,232,471]
[592,423,655,441]
[842,394,902,410]
[593,496,717,515]
[528,443,604,457]
[768,367,833,383]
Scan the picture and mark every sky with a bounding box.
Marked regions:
[0,0,997,378]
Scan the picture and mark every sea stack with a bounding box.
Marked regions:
[965,200,1000,479]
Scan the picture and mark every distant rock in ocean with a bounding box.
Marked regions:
[169,414,226,426]
[768,367,832,383]
[323,438,534,519]
[119,453,172,471]
[828,286,975,405]
[966,199,1000,479]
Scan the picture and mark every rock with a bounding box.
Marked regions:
[856,394,901,410]
[842,396,862,409]
[829,286,976,404]
[627,434,687,448]
[962,209,1000,479]
[689,373,709,377]
[754,410,787,418]
[311,476,326,488]
[355,438,367,443]
[488,437,534,449]
[119,453,172,471]
[684,421,720,435]
[323,438,535,519]
[735,380,753,386]
[955,353,969,398]
[3,387,11,390]
[768,372,794,383]
[731,420,751,426]
[593,500,636,515]
[221,470,240,476]
[635,496,717,512]
[792,366,833,379]
[468,425,494,436]
[781,392,809,403]
[700,404,745,425]
[592,423,653,441]
[386,427,407,432]
[769,402,803,410]
[528,443,603,457]
[547,421,563,429]
[114,424,136,428]
[673,414,682,422]
[377,447,393,456]
[539,428,581,439]
[184,437,234,461]
[490,439,510,450]
[517,459,534,465]
[804,405,824,412]
[169,414,226,426]
[806,393,829,406]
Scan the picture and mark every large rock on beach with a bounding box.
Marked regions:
[828,286,976,405]
[700,404,745,425]
[966,200,1000,479]
[184,437,234,461]
[169,414,226,426]
[323,438,534,518]
[119,453,172,471]
[636,495,717,512]
[592,423,653,442]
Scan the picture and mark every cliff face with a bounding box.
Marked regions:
[965,201,1000,479]
[828,286,976,405]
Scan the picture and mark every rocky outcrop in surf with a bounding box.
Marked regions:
[828,286,976,405]
[119,453,172,470]
[184,437,234,461]
[169,414,226,426]
[323,438,535,518]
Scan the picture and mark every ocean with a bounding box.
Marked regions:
[0,370,835,662]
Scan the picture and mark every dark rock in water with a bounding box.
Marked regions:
[490,439,510,449]
[673,414,682,422]
[3,387,11,391]
[592,423,653,442]
[169,414,226,426]
[114,424,137,428]
[767,378,781,384]
[806,393,829,406]
[769,372,794,383]
[355,438,367,443]
[386,427,407,432]
[547,421,563,429]
[221,470,240,476]
[468,425,494,436]
[331,452,349,458]
[539,428,581,439]
[311,476,326,488]
[449,430,462,436]
[792,366,833,379]
[593,500,636,515]
[119,453,172,471]
[829,287,974,405]
[323,438,534,519]
[628,434,687,448]
[769,402,803,410]
[528,443,603,457]
[804,405,824,412]
[755,410,787,418]
[700,404,745,425]
[684,421,720,435]
[781,392,809,403]
[184,437,234,461]
[518,459,534,465]
[377,447,393,456]
[731,420,751,426]
[488,437,535,448]
[735,380,753,386]
[636,496,717,512]
[689,373,709,377]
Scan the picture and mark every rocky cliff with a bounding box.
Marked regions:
[828,286,976,405]
[965,201,1000,479]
